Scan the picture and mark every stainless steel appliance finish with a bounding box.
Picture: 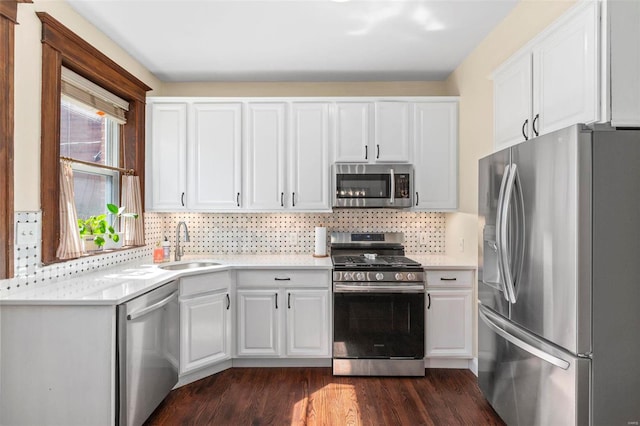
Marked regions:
[117,281,179,426]
[478,124,640,425]
[332,163,413,208]
[331,232,425,377]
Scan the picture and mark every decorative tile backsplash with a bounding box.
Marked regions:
[151,210,445,255]
[2,210,445,294]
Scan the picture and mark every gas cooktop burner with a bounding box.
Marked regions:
[332,255,422,268]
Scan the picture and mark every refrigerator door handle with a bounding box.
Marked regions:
[496,164,511,302]
[479,305,570,370]
[500,163,519,304]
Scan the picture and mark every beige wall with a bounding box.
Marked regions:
[13,0,162,211]
[158,80,450,97]
[444,0,576,261]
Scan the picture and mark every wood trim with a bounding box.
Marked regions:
[0,1,28,278]
[38,13,151,264]
[40,44,62,265]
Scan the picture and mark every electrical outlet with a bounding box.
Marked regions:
[289,232,298,246]
[420,233,428,246]
[459,238,465,252]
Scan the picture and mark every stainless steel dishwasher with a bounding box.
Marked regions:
[117,281,179,426]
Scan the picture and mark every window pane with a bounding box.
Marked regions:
[73,171,115,221]
[60,98,119,166]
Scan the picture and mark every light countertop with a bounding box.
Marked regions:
[0,253,474,306]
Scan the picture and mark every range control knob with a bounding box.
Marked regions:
[395,273,404,281]
[343,272,352,281]
[375,273,384,281]
[356,272,366,281]
[406,273,416,281]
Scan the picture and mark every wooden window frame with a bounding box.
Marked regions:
[38,13,151,265]
[0,1,31,279]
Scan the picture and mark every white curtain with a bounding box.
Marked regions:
[121,175,145,246]
[56,160,83,259]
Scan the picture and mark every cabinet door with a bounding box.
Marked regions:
[493,53,533,150]
[289,103,331,210]
[426,289,472,358]
[147,102,187,210]
[533,2,598,136]
[413,102,458,210]
[334,102,371,163]
[285,289,330,357]
[180,291,231,374]
[244,103,286,210]
[188,103,242,210]
[237,289,280,356]
[374,101,410,162]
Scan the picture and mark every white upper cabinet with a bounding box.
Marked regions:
[413,101,458,211]
[244,102,287,210]
[493,1,598,150]
[532,2,598,137]
[607,0,640,127]
[147,96,458,212]
[333,102,372,163]
[288,102,331,210]
[374,101,411,162]
[147,102,187,210]
[188,103,242,210]
[494,53,533,149]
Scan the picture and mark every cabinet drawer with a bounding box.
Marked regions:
[180,270,232,297]
[237,269,330,288]
[425,270,473,288]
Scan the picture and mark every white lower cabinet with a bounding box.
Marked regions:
[179,271,232,374]
[425,270,474,359]
[236,269,331,358]
[237,289,280,356]
[286,289,330,357]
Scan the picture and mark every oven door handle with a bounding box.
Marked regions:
[334,284,425,293]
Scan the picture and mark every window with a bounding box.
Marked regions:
[59,67,128,223]
[38,12,151,264]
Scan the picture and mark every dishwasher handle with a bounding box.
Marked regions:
[127,291,178,321]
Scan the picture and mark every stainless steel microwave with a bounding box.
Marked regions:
[332,164,413,208]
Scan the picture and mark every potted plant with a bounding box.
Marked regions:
[104,203,139,249]
[77,203,138,252]
[78,214,111,252]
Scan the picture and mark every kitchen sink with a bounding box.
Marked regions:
[159,261,220,271]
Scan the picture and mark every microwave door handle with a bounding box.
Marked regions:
[390,168,395,204]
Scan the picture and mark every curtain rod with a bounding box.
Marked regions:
[60,156,136,176]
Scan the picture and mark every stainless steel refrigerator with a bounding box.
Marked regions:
[478,124,640,426]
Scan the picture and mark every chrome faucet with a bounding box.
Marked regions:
[175,221,190,261]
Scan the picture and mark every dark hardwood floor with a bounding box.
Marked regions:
[145,368,505,425]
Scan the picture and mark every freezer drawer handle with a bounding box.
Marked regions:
[479,307,570,370]
[127,291,178,321]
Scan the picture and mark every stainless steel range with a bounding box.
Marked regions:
[331,232,425,377]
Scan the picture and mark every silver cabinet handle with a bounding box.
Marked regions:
[415,192,419,206]
[376,144,380,159]
[365,145,368,160]
[181,192,185,207]
[236,192,240,207]
[521,119,529,140]
[280,192,284,207]
[479,305,570,370]
[275,292,278,309]
[292,192,296,207]
[127,291,177,321]
[226,293,230,310]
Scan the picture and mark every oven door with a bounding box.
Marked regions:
[333,290,424,359]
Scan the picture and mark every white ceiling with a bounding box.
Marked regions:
[66,0,519,82]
